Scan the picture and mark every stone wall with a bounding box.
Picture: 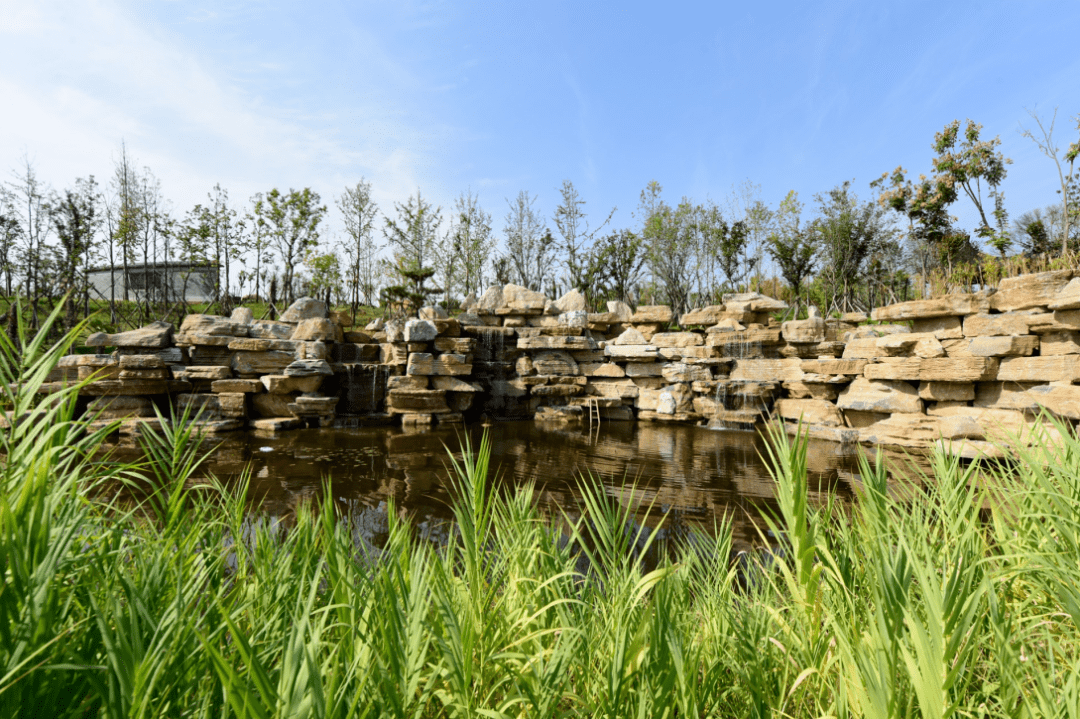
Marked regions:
[43,270,1080,456]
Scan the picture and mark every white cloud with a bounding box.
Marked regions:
[0,0,440,234]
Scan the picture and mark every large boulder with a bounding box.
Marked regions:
[782,317,826,344]
[607,300,633,322]
[503,284,547,312]
[280,297,328,322]
[179,314,249,337]
[249,320,295,340]
[404,318,438,342]
[532,351,579,376]
[476,286,505,312]
[291,317,342,342]
[553,288,587,313]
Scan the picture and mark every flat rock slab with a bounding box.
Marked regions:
[431,376,483,392]
[531,350,579,376]
[604,345,659,361]
[968,335,1038,357]
[85,321,174,349]
[231,350,296,375]
[251,417,305,432]
[990,270,1073,312]
[1049,277,1080,310]
[650,332,702,348]
[174,333,233,347]
[118,354,166,369]
[629,305,673,324]
[174,366,232,381]
[863,357,999,382]
[919,381,975,402]
[1038,332,1080,355]
[911,316,964,339]
[406,353,472,376]
[997,356,1080,382]
[517,335,594,350]
[284,359,333,377]
[211,379,264,393]
[722,291,788,312]
[387,388,450,413]
[729,358,804,382]
[870,292,990,321]
[963,313,1034,337]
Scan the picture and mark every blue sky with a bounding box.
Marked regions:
[2,0,1078,246]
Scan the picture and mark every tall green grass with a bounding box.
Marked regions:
[4,308,1080,716]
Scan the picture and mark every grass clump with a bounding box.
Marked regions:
[4,308,1080,716]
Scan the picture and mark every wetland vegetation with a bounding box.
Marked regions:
[5,310,1080,717]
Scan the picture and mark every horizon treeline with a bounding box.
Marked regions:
[1,111,1078,330]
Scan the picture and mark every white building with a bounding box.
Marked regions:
[87,262,219,303]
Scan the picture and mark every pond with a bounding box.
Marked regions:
[107,421,909,552]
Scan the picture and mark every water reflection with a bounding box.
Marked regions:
[106,422,904,552]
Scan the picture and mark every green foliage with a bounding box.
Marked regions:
[765,191,816,312]
[252,188,327,305]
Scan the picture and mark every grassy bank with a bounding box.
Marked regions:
[4,310,1080,717]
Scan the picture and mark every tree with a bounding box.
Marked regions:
[1019,107,1080,256]
[245,193,275,303]
[813,181,897,313]
[639,181,698,314]
[49,176,101,329]
[766,191,817,314]
[8,158,52,327]
[1012,205,1079,256]
[337,179,380,318]
[591,229,646,305]
[109,143,142,305]
[175,203,213,306]
[872,166,978,281]
[931,119,1012,253]
[302,249,342,305]
[383,190,442,314]
[448,190,494,299]
[503,190,553,291]
[552,180,614,298]
[384,190,441,271]
[0,186,19,297]
[726,180,773,290]
[253,188,327,306]
[205,184,245,311]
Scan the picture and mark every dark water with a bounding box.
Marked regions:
[106,421,901,551]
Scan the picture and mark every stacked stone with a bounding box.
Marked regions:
[768,270,1080,456]
[385,309,477,426]
[56,321,182,433]
[463,287,791,427]
[54,297,355,435]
